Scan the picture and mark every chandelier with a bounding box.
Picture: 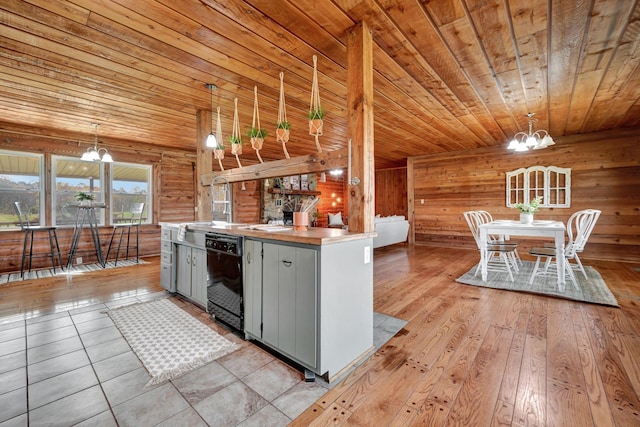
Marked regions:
[81,123,113,162]
[205,83,218,148]
[507,113,555,152]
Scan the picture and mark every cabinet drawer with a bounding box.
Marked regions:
[161,239,172,252]
[160,263,173,290]
[160,251,172,264]
[161,228,172,239]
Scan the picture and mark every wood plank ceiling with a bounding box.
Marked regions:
[0,0,638,170]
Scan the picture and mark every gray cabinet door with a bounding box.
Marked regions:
[176,244,192,296]
[190,247,207,306]
[243,239,263,337]
[261,242,317,369]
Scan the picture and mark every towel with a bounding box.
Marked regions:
[177,224,187,242]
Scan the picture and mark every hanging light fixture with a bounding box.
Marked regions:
[507,113,555,152]
[205,83,218,148]
[81,123,113,162]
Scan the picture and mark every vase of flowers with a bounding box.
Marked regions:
[516,196,542,224]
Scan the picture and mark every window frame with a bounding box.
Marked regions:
[0,150,45,228]
[109,161,152,225]
[506,165,571,208]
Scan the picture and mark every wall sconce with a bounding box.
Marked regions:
[81,124,113,162]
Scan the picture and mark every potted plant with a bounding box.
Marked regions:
[76,191,95,206]
[213,142,225,160]
[247,127,267,150]
[308,108,324,135]
[275,121,290,143]
[229,134,243,155]
[515,195,542,224]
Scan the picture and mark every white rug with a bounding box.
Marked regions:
[456,260,619,307]
[107,298,238,386]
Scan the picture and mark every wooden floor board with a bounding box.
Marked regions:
[2,245,640,426]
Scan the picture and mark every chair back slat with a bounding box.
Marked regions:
[463,211,485,249]
[14,202,31,229]
[565,209,601,257]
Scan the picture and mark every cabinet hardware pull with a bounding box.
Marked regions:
[282,260,292,267]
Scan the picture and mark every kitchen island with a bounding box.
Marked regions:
[160,222,376,382]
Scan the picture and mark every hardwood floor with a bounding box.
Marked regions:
[2,246,639,426]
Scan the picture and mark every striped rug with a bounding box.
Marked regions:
[0,259,148,285]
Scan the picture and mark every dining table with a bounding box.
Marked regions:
[479,219,567,285]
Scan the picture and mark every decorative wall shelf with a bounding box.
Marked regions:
[268,188,321,196]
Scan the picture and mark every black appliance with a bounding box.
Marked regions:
[283,210,294,226]
[205,232,243,333]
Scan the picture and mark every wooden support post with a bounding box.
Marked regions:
[346,21,375,234]
[196,109,213,221]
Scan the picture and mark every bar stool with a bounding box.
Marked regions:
[14,202,64,278]
[106,202,144,266]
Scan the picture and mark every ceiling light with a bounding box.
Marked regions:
[205,83,218,148]
[329,169,343,176]
[507,113,555,152]
[81,123,113,162]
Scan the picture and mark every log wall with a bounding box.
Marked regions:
[408,129,640,263]
[375,167,407,217]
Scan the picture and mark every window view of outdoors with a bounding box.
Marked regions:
[54,158,102,226]
[0,152,42,228]
[112,163,150,224]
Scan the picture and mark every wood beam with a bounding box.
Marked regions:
[196,109,213,221]
[200,148,348,185]
[346,21,375,234]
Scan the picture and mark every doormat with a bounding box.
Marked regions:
[107,298,238,386]
[455,260,618,307]
[0,259,148,285]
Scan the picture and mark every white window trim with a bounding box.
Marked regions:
[52,155,105,226]
[506,165,571,208]
[0,150,44,227]
[109,161,152,225]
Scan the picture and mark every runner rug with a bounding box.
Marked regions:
[107,298,238,386]
[0,259,148,285]
[455,260,618,307]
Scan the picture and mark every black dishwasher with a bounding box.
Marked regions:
[205,233,243,333]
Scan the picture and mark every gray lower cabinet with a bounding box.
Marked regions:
[244,239,317,371]
[176,244,207,307]
[160,226,176,292]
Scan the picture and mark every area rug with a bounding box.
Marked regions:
[0,259,148,285]
[455,260,619,307]
[107,298,238,386]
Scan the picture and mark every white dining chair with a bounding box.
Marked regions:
[464,210,519,281]
[528,209,601,288]
[476,210,522,267]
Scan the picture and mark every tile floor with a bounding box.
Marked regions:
[0,292,405,426]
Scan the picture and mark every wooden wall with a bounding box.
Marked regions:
[408,129,640,263]
[375,167,407,217]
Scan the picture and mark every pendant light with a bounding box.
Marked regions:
[81,123,113,162]
[507,113,555,152]
[205,83,218,148]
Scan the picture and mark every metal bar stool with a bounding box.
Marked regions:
[14,202,64,278]
[105,203,144,266]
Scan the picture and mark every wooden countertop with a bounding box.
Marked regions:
[161,222,376,246]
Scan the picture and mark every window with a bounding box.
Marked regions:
[53,156,104,226]
[506,165,571,208]
[111,162,151,224]
[0,150,44,228]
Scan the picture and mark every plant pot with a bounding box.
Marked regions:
[214,149,225,160]
[293,211,309,231]
[231,143,242,155]
[276,128,290,143]
[520,213,534,224]
[250,137,264,150]
[309,119,323,135]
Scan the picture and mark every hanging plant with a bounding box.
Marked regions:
[309,54,324,152]
[249,86,266,162]
[230,97,243,167]
[276,71,291,158]
[213,106,225,169]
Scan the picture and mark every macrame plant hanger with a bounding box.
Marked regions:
[213,106,224,171]
[309,54,323,153]
[251,86,264,163]
[231,97,243,168]
[276,71,290,159]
